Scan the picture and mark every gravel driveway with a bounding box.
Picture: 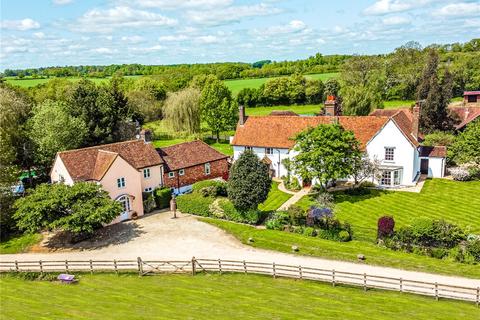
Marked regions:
[1,211,479,288]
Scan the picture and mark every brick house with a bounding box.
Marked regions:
[51,139,229,223]
[158,140,230,194]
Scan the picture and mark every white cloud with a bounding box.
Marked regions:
[251,20,307,38]
[135,0,232,9]
[195,35,222,44]
[434,2,480,17]
[382,16,411,25]
[121,35,144,43]
[158,35,189,42]
[75,6,177,32]
[92,47,115,54]
[1,18,40,31]
[33,32,46,39]
[53,0,74,5]
[364,0,431,15]
[186,3,281,26]
[129,45,164,52]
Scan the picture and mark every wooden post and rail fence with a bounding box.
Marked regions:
[1,257,478,306]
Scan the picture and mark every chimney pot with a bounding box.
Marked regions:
[239,105,246,125]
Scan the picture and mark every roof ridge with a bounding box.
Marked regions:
[58,139,142,154]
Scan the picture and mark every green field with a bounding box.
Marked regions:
[297,179,480,241]
[224,73,339,95]
[0,233,42,254]
[258,182,293,212]
[4,76,140,88]
[204,219,480,278]
[1,273,476,319]
[383,100,414,109]
[246,104,322,116]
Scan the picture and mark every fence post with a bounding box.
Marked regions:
[218,259,222,275]
[114,259,118,274]
[272,262,276,278]
[399,278,403,292]
[243,260,247,274]
[89,260,93,274]
[191,257,196,276]
[476,287,479,307]
[39,260,43,275]
[332,270,335,287]
[435,282,438,301]
[65,260,69,272]
[137,257,143,276]
[298,265,302,279]
[363,273,367,291]
[14,260,18,272]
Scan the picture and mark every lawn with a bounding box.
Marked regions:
[1,273,477,319]
[224,73,338,95]
[258,181,293,212]
[296,179,480,241]
[246,104,322,116]
[203,218,480,278]
[4,76,140,88]
[0,233,42,254]
[383,100,414,109]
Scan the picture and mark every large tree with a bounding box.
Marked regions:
[13,182,122,238]
[29,100,87,170]
[199,75,237,141]
[450,120,480,165]
[227,151,272,211]
[292,124,361,190]
[163,87,201,135]
[339,56,384,115]
[416,49,454,133]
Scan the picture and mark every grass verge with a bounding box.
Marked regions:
[1,272,477,319]
[0,233,42,254]
[202,218,480,279]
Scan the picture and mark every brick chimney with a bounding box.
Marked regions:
[239,105,246,125]
[412,102,420,140]
[138,129,153,143]
[324,95,340,116]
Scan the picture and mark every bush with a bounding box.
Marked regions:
[377,216,395,239]
[450,166,471,181]
[287,205,306,225]
[285,177,301,191]
[154,187,172,209]
[142,192,156,213]
[344,187,371,196]
[303,227,316,237]
[218,199,262,224]
[265,211,291,230]
[408,218,466,248]
[192,180,227,196]
[465,239,480,262]
[176,193,214,217]
[338,230,351,242]
[359,181,376,188]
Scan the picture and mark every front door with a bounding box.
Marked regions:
[420,159,429,174]
[118,195,131,221]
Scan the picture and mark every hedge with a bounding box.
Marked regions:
[176,193,214,217]
[218,199,263,224]
[154,187,172,209]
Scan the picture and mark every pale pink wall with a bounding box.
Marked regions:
[101,156,144,223]
[50,155,74,186]
[141,165,163,191]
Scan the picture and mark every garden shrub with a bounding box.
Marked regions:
[465,239,480,262]
[192,180,227,196]
[154,187,172,209]
[338,230,351,242]
[142,192,156,213]
[285,177,301,191]
[287,205,306,225]
[218,199,262,224]
[450,166,471,181]
[407,218,466,248]
[176,193,214,217]
[265,211,291,230]
[303,227,316,237]
[377,216,395,239]
[359,181,376,188]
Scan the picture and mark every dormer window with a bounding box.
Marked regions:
[385,147,395,161]
[117,177,126,189]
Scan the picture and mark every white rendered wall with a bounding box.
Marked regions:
[233,146,290,178]
[426,157,445,178]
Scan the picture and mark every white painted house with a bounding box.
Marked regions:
[231,105,446,188]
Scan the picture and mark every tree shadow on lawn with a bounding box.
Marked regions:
[332,189,388,204]
[45,221,146,251]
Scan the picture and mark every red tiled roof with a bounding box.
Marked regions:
[158,140,229,171]
[231,115,390,150]
[58,140,163,181]
[464,91,480,95]
[450,107,480,129]
[370,108,413,121]
[391,110,420,147]
[420,146,447,158]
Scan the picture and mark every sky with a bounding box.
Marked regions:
[1,0,479,70]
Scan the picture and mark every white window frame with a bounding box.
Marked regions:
[205,163,211,175]
[265,147,273,155]
[384,147,395,161]
[393,169,401,185]
[118,195,130,212]
[380,171,392,186]
[168,172,175,178]
[117,177,126,189]
[179,169,185,176]
[143,168,151,179]
[245,146,252,151]
[144,187,153,193]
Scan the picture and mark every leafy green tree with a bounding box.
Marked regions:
[200,75,237,141]
[29,100,87,170]
[422,131,456,147]
[227,150,272,211]
[450,120,480,165]
[305,79,324,104]
[288,74,307,104]
[127,90,163,123]
[339,56,384,115]
[323,78,340,98]
[163,88,201,135]
[134,77,166,101]
[416,50,454,133]
[13,182,122,237]
[237,88,259,108]
[292,124,361,190]
[262,76,291,105]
